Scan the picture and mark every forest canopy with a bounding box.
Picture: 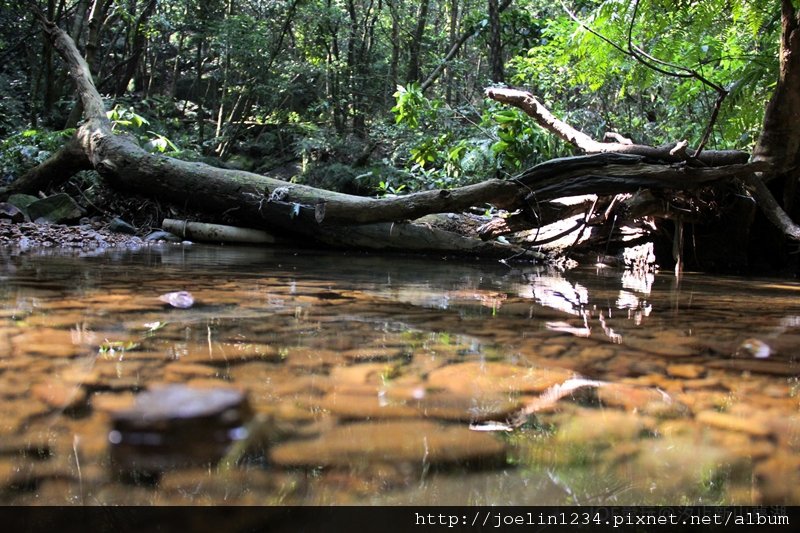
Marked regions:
[1,0,798,273]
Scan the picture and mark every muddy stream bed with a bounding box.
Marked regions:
[0,244,798,505]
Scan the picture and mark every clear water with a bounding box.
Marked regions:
[0,244,797,505]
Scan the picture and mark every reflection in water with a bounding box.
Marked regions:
[0,245,799,505]
[524,276,589,316]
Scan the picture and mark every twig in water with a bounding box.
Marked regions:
[73,434,84,504]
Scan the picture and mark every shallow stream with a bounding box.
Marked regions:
[0,245,798,505]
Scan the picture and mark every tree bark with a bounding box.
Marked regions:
[753,0,800,172]
[406,0,430,83]
[487,0,504,83]
[746,0,800,242]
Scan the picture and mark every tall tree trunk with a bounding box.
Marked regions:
[323,0,345,133]
[113,0,157,97]
[386,0,400,102]
[215,0,235,149]
[69,0,91,43]
[41,0,57,121]
[345,0,362,135]
[406,0,430,83]
[65,0,112,128]
[487,0,504,83]
[195,38,207,145]
[445,0,459,103]
[753,0,800,173]
[745,0,800,244]
[420,0,512,93]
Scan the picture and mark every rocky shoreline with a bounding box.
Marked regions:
[0,217,169,253]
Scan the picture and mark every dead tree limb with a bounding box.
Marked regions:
[485,87,748,166]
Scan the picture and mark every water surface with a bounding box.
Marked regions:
[0,245,798,505]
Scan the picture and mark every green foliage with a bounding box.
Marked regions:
[392,83,436,129]
[509,0,778,150]
[0,129,75,183]
[484,105,568,170]
[376,179,407,196]
[107,105,150,130]
[386,77,571,195]
[0,0,785,197]
[106,104,182,154]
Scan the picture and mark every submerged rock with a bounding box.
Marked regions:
[427,361,573,396]
[598,383,688,418]
[695,410,772,438]
[555,408,653,448]
[634,435,738,497]
[108,385,252,477]
[318,387,521,422]
[269,420,506,467]
[624,333,698,357]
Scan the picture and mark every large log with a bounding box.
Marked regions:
[517,153,769,200]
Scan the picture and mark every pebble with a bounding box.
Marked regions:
[145,230,181,242]
[159,290,195,309]
[0,220,143,250]
[108,217,137,235]
[0,202,25,223]
[341,347,407,362]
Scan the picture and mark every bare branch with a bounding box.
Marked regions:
[485,87,748,166]
[744,174,800,241]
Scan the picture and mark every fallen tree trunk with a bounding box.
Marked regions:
[515,152,768,200]
[2,12,775,262]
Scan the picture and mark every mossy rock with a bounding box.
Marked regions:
[7,193,38,210]
[27,193,84,224]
